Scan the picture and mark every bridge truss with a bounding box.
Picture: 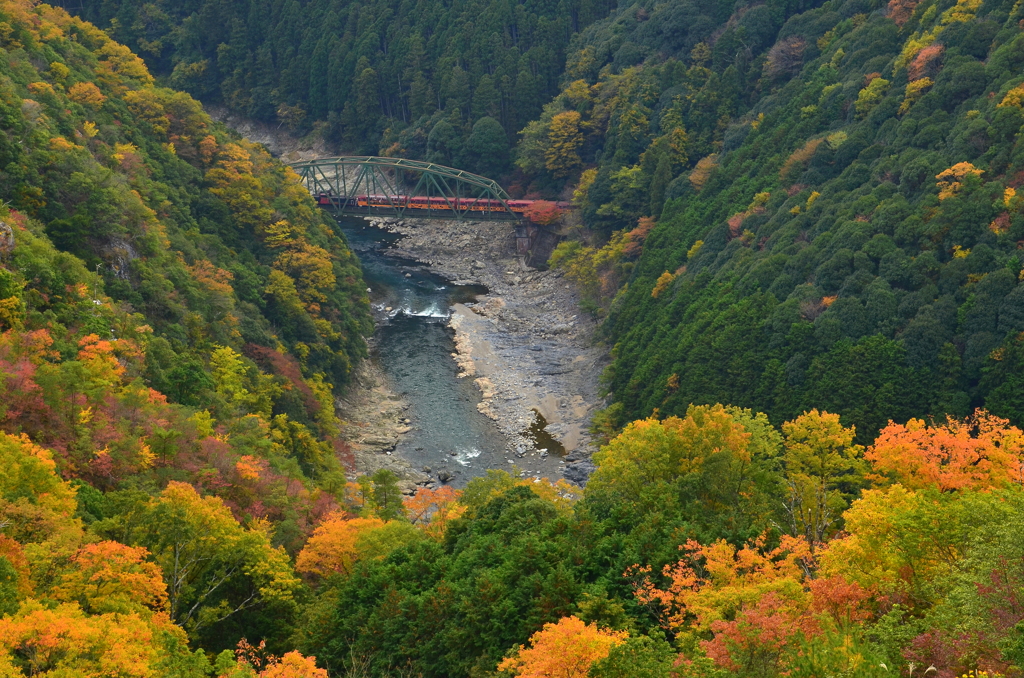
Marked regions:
[288,156,520,222]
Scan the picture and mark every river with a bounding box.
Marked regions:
[338,217,510,487]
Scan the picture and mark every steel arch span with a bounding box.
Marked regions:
[288,156,523,222]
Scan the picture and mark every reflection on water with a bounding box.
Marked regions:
[526,409,566,457]
[338,218,508,487]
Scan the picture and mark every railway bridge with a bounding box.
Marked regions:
[287,156,535,222]
[287,156,569,258]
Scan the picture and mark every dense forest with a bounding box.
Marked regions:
[583,0,1024,446]
[0,0,372,665]
[72,0,1024,443]
[4,0,1024,676]
[72,0,619,178]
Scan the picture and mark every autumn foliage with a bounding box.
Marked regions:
[53,541,168,615]
[866,410,1024,491]
[630,533,876,675]
[907,44,943,81]
[295,515,386,578]
[523,200,564,226]
[630,534,814,633]
[545,111,584,179]
[403,485,467,539]
[936,162,984,200]
[498,616,627,678]
[0,601,173,677]
[887,0,920,26]
[258,652,329,678]
[7,0,1024,675]
[218,639,328,678]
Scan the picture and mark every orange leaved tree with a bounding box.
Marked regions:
[259,651,329,678]
[295,515,385,578]
[629,533,812,633]
[498,615,627,678]
[0,600,177,677]
[403,486,466,539]
[217,639,328,678]
[866,409,1024,491]
[629,532,875,675]
[53,541,167,615]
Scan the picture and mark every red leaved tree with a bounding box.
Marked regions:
[523,201,563,226]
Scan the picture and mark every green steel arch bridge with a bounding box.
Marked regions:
[288,156,525,222]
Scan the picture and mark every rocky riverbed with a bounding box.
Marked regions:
[334,357,433,493]
[370,216,608,485]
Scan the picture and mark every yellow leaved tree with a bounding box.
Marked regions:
[0,431,78,545]
[935,162,984,200]
[546,111,584,178]
[295,514,399,579]
[99,482,300,639]
[780,410,866,549]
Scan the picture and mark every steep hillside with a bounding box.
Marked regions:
[5,2,1024,678]
[71,0,617,178]
[64,0,1024,451]
[516,0,825,204]
[523,0,1024,442]
[0,0,370,651]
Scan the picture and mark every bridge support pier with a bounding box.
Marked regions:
[516,223,564,269]
[515,224,538,256]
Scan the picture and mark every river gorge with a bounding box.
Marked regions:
[334,215,607,492]
[205,107,607,491]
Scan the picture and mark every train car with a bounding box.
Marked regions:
[316,192,357,209]
[505,200,532,213]
[408,196,435,210]
[461,198,506,212]
[347,194,573,216]
[357,194,411,208]
[405,196,455,210]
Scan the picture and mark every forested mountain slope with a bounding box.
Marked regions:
[4,0,1024,677]
[0,0,370,657]
[604,0,1024,441]
[72,0,618,178]
[516,0,825,205]
[301,408,1024,678]
[514,0,1024,443]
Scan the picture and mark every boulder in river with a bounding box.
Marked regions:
[562,459,596,485]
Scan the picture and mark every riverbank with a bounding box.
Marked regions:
[335,356,433,493]
[371,216,607,484]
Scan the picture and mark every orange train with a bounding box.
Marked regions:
[316,193,571,213]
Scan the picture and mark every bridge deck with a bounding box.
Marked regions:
[314,196,520,221]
